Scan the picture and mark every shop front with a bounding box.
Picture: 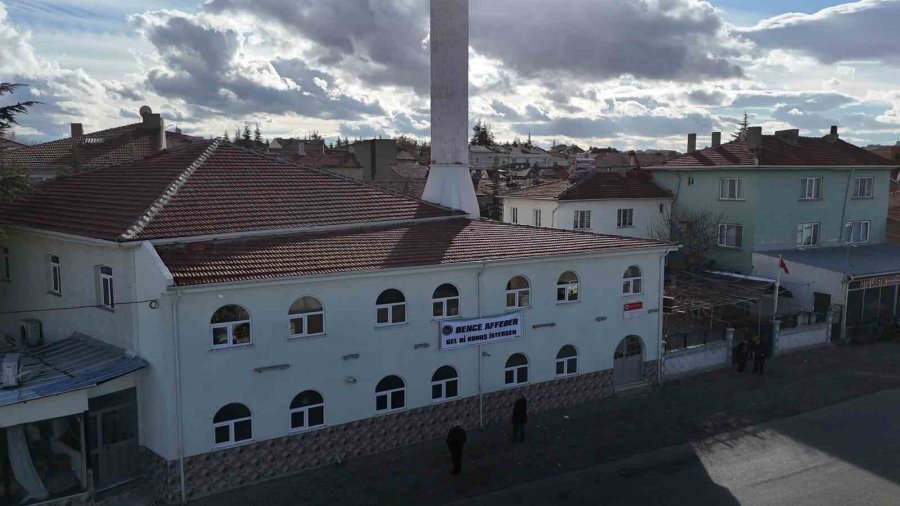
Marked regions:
[845,273,900,340]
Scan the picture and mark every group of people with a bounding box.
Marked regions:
[735,335,767,374]
[445,395,528,475]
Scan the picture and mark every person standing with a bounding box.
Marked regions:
[736,336,749,372]
[511,395,527,443]
[446,421,467,475]
[752,338,767,375]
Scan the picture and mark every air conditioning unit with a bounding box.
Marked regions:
[19,319,43,348]
[1,353,22,388]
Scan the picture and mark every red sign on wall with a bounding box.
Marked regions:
[624,301,643,319]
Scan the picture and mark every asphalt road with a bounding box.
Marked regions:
[454,389,900,505]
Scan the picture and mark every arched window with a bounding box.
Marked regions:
[211,305,251,348]
[557,271,579,303]
[213,403,252,446]
[376,289,406,325]
[289,296,324,338]
[615,335,644,359]
[375,375,405,412]
[432,284,460,319]
[623,266,643,295]
[504,353,529,386]
[431,365,459,402]
[290,390,324,431]
[556,345,578,376]
[505,276,531,309]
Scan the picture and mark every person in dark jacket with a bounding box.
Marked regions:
[511,396,527,443]
[736,337,749,372]
[752,338,767,375]
[446,421,467,475]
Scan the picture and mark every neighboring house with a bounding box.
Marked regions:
[509,145,551,167]
[268,138,364,179]
[0,106,191,183]
[649,127,900,340]
[0,136,25,151]
[468,144,511,169]
[867,142,900,166]
[0,139,673,504]
[348,139,398,180]
[501,170,673,239]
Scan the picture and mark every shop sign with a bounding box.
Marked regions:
[624,301,643,319]
[855,274,900,290]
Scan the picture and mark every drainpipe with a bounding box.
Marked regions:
[837,168,855,343]
[550,202,560,229]
[476,260,486,429]
[171,290,186,504]
[657,250,669,386]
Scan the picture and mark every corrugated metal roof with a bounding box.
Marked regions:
[757,243,900,277]
[0,333,147,408]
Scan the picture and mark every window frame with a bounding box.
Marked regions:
[375,375,406,414]
[796,223,820,247]
[289,390,325,433]
[555,345,578,377]
[687,176,695,186]
[852,177,873,199]
[617,208,634,228]
[800,177,823,200]
[505,276,531,309]
[431,366,459,403]
[717,223,743,249]
[376,289,407,326]
[533,208,542,227]
[622,266,643,296]
[844,220,871,244]
[504,353,529,386]
[573,210,592,229]
[719,177,745,201]
[47,254,61,295]
[97,265,115,310]
[556,271,579,303]
[510,207,519,224]
[210,305,253,349]
[432,283,461,320]
[288,296,325,339]
[213,403,253,448]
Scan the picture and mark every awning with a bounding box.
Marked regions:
[0,333,147,427]
[665,271,789,313]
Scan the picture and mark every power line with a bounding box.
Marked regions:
[0,298,160,315]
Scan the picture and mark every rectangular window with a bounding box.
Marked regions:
[717,224,743,248]
[573,210,591,229]
[48,255,61,295]
[719,178,744,200]
[853,177,873,198]
[687,177,695,186]
[796,223,820,247]
[844,221,870,244]
[1,246,8,281]
[617,208,634,228]
[510,207,518,224]
[800,177,822,199]
[533,209,542,227]
[98,266,115,309]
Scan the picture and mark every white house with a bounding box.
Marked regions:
[501,170,674,239]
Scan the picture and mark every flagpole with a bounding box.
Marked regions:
[774,255,782,320]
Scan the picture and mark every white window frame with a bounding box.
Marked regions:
[555,346,578,377]
[844,220,870,244]
[573,210,592,229]
[853,177,873,199]
[376,289,406,326]
[623,266,643,296]
[47,254,61,295]
[432,284,460,320]
[288,297,325,338]
[97,266,114,310]
[533,209,542,227]
[796,223,820,247]
[719,178,744,200]
[289,391,325,433]
[1,246,9,281]
[617,208,634,228]
[505,276,531,309]
[504,354,529,386]
[210,306,252,349]
[687,176,695,186]
[431,366,459,403]
[800,177,823,200]
[717,224,743,249]
[375,377,406,413]
[213,406,253,448]
[556,272,579,303]
[510,207,519,224]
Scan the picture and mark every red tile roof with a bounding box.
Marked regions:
[0,137,26,151]
[501,171,672,200]
[156,218,670,286]
[278,148,362,170]
[0,140,462,241]
[659,135,897,168]
[390,162,429,179]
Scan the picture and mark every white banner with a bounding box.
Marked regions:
[439,312,523,350]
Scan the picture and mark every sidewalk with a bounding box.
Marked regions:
[186,342,900,506]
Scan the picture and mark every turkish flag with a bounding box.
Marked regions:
[779,258,789,274]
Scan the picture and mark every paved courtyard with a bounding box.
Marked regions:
[187,342,900,505]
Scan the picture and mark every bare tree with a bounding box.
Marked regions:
[652,207,726,272]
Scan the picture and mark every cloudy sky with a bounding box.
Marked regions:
[2,0,900,150]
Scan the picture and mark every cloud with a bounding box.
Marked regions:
[511,112,717,140]
[731,91,856,111]
[740,0,900,65]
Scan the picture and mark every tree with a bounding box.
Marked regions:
[233,127,241,145]
[731,112,750,141]
[0,83,39,201]
[470,119,494,146]
[223,130,231,142]
[241,124,252,145]
[652,207,726,272]
[253,123,263,147]
[0,83,38,139]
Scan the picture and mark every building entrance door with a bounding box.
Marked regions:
[88,389,140,491]
[614,336,644,386]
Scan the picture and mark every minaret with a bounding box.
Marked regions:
[422,0,480,219]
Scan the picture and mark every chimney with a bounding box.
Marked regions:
[747,126,762,151]
[421,0,480,218]
[628,150,640,170]
[775,129,800,145]
[711,131,721,148]
[687,133,697,154]
[70,123,83,139]
[139,105,166,151]
[826,125,839,143]
[297,142,305,156]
